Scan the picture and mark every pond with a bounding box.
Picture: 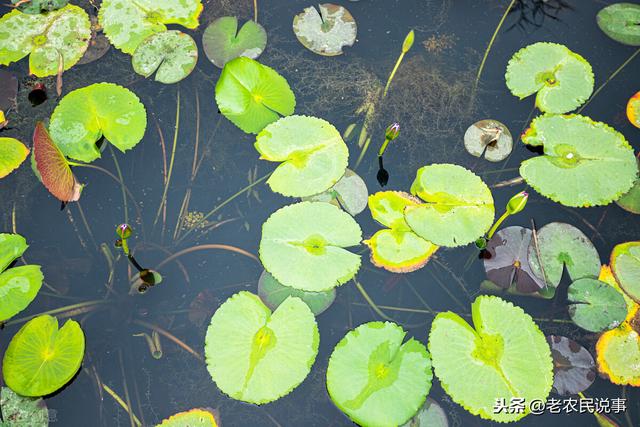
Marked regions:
[0,0,639,426]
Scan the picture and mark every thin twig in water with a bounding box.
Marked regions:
[102,384,142,427]
[118,350,137,427]
[254,0,258,23]
[154,244,259,271]
[132,319,204,361]
[530,219,549,288]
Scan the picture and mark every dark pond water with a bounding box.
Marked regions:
[1,0,639,426]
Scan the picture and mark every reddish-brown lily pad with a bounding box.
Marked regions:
[547,335,596,395]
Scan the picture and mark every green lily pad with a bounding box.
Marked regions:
[49,83,147,163]
[293,4,357,56]
[617,179,640,214]
[463,119,513,162]
[99,0,203,54]
[0,5,91,77]
[0,233,27,272]
[0,387,48,427]
[401,398,448,427]
[3,315,85,397]
[326,321,432,427]
[303,169,369,216]
[364,191,438,273]
[0,137,29,179]
[259,201,362,292]
[255,115,349,197]
[11,0,68,14]
[428,295,553,422]
[567,278,628,332]
[597,3,640,46]
[132,30,198,84]
[202,16,267,68]
[505,42,594,114]
[258,270,336,315]
[547,335,596,396]
[215,57,295,134]
[404,164,494,247]
[627,91,640,128]
[157,408,218,427]
[527,222,601,294]
[611,241,640,303]
[520,114,637,207]
[205,291,319,404]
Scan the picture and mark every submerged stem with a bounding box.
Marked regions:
[382,52,405,98]
[102,384,142,427]
[254,0,258,22]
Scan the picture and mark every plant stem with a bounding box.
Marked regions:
[132,319,203,361]
[110,147,129,225]
[377,137,391,157]
[383,52,406,99]
[3,300,108,327]
[102,384,142,427]
[254,0,258,23]
[353,280,394,321]
[154,244,259,271]
[487,210,510,239]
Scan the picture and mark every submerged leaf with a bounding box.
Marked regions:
[547,335,596,396]
[611,241,640,303]
[520,114,637,207]
[293,4,357,56]
[616,178,640,214]
[205,292,318,404]
[597,3,640,46]
[428,296,553,422]
[303,169,369,216]
[567,278,627,332]
[0,5,91,77]
[0,387,48,427]
[0,137,29,179]
[216,57,295,134]
[49,83,147,163]
[2,315,85,396]
[132,30,198,84]
[401,398,449,427]
[505,42,593,114]
[32,122,82,202]
[463,119,513,162]
[258,270,336,315]
[326,321,432,426]
[627,91,640,128]
[259,202,361,292]
[404,164,494,247]
[255,115,348,197]
[203,16,267,68]
[157,408,218,426]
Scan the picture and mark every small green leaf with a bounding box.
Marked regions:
[11,0,68,14]
[627,91,640,128]
[463,119,513,162]
[567,278,628,332]
[203,16,267,68]
[293,4,357,56]
[0,137,29,179]
[597,3,640,46]
[0,266,43,323]
[303,169,369,216]
[157,408,218,427]
[258,270,336,315]
[0,387,48,427]
[0,233,27,272]
[611,241,640,303]
[132,30,198,84]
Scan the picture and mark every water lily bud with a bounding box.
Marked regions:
[402,30,415,53]
[116,223,132,239]
[506,191,528,215]
[385,123,400,141]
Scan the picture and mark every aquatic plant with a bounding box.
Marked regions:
[617,177,640,214]
[547,335,596,396]
[383,30,414,98]
[519,114,638,207]
[326,321,432,426]
[0,386,49,426]
[259,201,361,292]
[0,137,29,179]
[627,91,640,128]
[302,168,369,216]
[428,295,553,422]
[404,164,495,247]
[10,0,68,14]
[611,241,640,303]
[0,233,43,322]
[476,190,528,249]
[364,191,438,273]
[258,270,336,316]
[98,0,203,54]
[506,42,594,113]
[401,398,449,427]
[215,57,295,134]
[597,3,640,46]
[0,4,91,77]
[2,315,85,396]
[463,119,513,162]
[203,16,267,68]
[567,278,627,333]
[158,408,219,426]
[376,123,400,186]
[132,30,198,84]
[254,115,348,197]
[293,4,357,56]
[49,83,147,163]
[205,291,319,404]
[114,224,162,293]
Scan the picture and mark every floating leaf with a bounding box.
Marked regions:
[205,292,319,404]
[216,57,295,134]
[49,83,147,163]
[258,269,336,315]
[520,114,637,207]
[567,278,627,332]
[527,222,601,295]
[11,0,68,14]
[505,42,593,114]
[0,5,91,77]
[547,335,596,396]
[0,387,48,427]
[293,4,357,56]
[32,122,82,202]
[0,233,27,271]
[132,30,197,84]
[259,202,361,292]
[203,16,267,68]
[255,115,348,197]
[597,3,640,46]
[99,0,203,54]
[404,164,494,247]
[627,91,640,128]
[0,70,18,113]
[617,179,640,214]
[401,398,449,427]
[611,241,640,303]
[157,408,218,427]
[364,191,438,273]
[483,226,546,293]
[326,321,432,426]
[303,169,369,216]
[0,137,29,179]
[77,16,110,65]
[428,296,553,422]
[463,119,513,162]
[3,315,85,396]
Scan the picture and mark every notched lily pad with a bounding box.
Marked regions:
[132,30,198,84]
[520,114,637,207]
[203,16,267,68]
[0,137,29,179]
[597,3,640,46]
[547,335,596,396]
[303,169,369,216]
[157,408,219,426]
[463,119,513,162]
[258,269,336,316]
[0,386,48,427]
[627,91,640,128]
[611,241,640,303]
[617,178,640,214]
[567,278,627,333]
[293,3,357,56]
